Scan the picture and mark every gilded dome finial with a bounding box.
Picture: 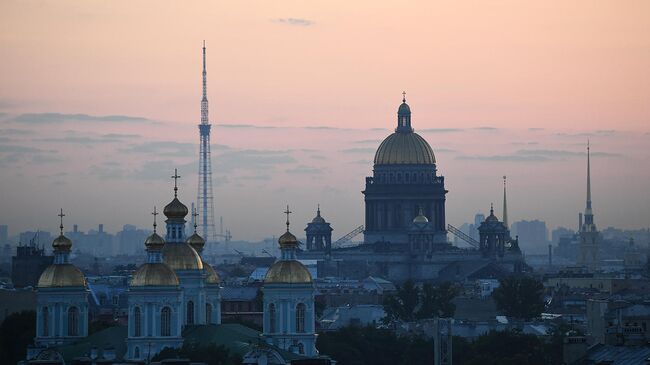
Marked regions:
[171,168,181,197]
[284,205,292,232]
[192,207,199,233]
[152,206,158,233]
[58,208,65,236]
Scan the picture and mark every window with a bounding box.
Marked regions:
[67,307,79,336]
[187,301,194,325]
[296,303,306,333]
[268,303,276,333]
[298,342,305,354]
[134,307,141,337]
[134,347,140,359]
[161,307,171,336]
[42,307,49,337]
[206,303,212,325]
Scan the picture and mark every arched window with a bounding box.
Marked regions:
[296,303,306,333]
[268,303,276,333]
[67,307,79,336]
[205,303,212,325]
[298,342,305,354]
[133,307,141,337]
[42,307,49,337]
[161,307,171,336]
[134,346,140,359]
[187,301,194,325]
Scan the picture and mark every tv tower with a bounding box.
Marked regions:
[197,41,217,243]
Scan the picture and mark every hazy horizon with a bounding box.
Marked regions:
[1,1,649,241]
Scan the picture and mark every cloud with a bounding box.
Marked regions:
[0,128,35,135]
[36,135,116,145]
[528,128,544,131]
[435,148,456,153]
[285,165,322,174]
[119,141,196,157]
[473,127,500,132]
[0,143,59,167]
[102,133,140,139]
[217,124,280,130]
[215,149,297,173]
[11,113,153,124]
[353,139,382,144]
[457,148,622,162]
[419,128,463,133]
[310,154,326,160]
[340,147,376,154]
[516,149,622,158]
[456,154,550,162]
[273,18,314,26]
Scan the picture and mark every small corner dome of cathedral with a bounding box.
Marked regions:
[164,197,188,220]
[186,232,205,251]
[52,234,72,251]
[144,232,165,250]
[279,231,298,248]
[204,261,221,284]
[37,264,86,288]
[413,213,429,224]
[162,242,203,271]
[264,260,312,284]
[130,263,179,287]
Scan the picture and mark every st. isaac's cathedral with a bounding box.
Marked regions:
[28,95,524,363]
[301,95,525,282]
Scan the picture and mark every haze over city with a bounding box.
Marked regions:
[1,0,649,242]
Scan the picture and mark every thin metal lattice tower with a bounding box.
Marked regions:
[197,41,217,243]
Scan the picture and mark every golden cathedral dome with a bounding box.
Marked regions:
[37,264,86,288]
[374,131,436,165]
[186,232,205,253]
[52,234,72,252]
[264,260,313,284]
[162,243,203,271]
[203,261,221,284]
[130,263,180,287]
[145,232,165,251]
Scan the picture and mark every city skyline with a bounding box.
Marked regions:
[1,1,649,240]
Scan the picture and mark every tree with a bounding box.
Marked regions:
[460,329,551,365]
[383,280,458,322]
[0,310,35,364]
[492,276,545,320]
[152,342,242,365]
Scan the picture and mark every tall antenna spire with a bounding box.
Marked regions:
[586,140,591,211]
[201,40,209,125]
[197,41,218,244]
[502,175,508,228]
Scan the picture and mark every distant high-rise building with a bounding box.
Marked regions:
[12,233,53,288]
[0,225,7,243]
[579,142,600,269]
[552,227,575,244]
[512,220,548,251]
[197,41,218,244]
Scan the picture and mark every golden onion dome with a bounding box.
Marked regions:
[264,260,312,284]
[37,264,86,288]
[278,231,298,248]
[374,131,436,165]
[163,197,189,220]
[186,232,205,253]
[203,261,221,284]
[52,234,72,252]
[145,232,165,251]
[162,242,203,271]
[130,263,180,287]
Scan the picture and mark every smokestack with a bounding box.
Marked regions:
[549,244,552,267]
[73,224,78,233]
[98,224,104,234]
[579,213,583,231]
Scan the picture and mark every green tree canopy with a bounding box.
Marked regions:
[383,280,458,322]
[492,275,545,320]
[0,310,35,364]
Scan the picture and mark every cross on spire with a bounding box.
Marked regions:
[171,168,181,197]
[152,206,158,232]
[284,205,292,232]
[402,91,406,103]
[192,207,199,233]
[58,208,65,235]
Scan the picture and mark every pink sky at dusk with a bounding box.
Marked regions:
[0,1,649,249]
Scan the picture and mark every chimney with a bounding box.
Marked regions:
[98,224,104,234]
[73,224,78,233]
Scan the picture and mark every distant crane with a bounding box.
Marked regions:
[447,224,479,248]
[333,225,365,248]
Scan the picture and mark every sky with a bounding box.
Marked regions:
[0,1,649,245]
